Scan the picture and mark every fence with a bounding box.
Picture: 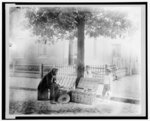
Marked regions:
[9,64,127,79]
[10,64,126,79]
[10,64,77,78]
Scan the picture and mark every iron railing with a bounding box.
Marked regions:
[9,64,126,79]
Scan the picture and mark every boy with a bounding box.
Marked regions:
[102,68,113,98]
[84,65,93,78]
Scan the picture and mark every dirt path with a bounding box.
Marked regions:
[9,75,141,99]
[9,89,141,116]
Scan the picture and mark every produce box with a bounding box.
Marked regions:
[56,75,76,89]
[71,77,105,105]
[71,89,96,105]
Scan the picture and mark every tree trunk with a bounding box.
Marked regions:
[68,39,74,65]
[76,18,85,82]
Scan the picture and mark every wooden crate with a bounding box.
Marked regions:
[71,89,96,105]
[56,75,76,89]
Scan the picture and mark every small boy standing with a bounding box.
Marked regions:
[102,68,113,98]
[84,65,93,78]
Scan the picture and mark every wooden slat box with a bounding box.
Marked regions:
[56,75,76,89]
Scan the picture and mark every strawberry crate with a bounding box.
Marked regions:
[71,89,96,105]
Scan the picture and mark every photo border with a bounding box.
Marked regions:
[2,2,148,119]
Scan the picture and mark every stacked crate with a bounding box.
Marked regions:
[56,75,76,89]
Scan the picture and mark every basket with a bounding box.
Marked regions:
[71,89,96,105]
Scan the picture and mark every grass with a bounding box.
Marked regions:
[9,96,140,115]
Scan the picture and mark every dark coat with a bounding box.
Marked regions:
[37,68,58,100]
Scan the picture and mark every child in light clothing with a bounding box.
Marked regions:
[102,68,113,98]
[84,65,93,78]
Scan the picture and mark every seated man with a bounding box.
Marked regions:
[48,68,60,103]
[38,68,59,103]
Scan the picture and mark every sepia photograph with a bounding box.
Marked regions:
[2,2,147,119]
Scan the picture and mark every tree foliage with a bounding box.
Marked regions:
[25,7,131,44]
[86,9,131,38]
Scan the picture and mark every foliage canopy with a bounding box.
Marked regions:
[25,7,131,44]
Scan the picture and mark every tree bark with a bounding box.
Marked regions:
[76,19,85,79]
[68,39,74,65]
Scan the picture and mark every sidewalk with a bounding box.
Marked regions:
[110,75,140,104]
[9,75,141,104]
